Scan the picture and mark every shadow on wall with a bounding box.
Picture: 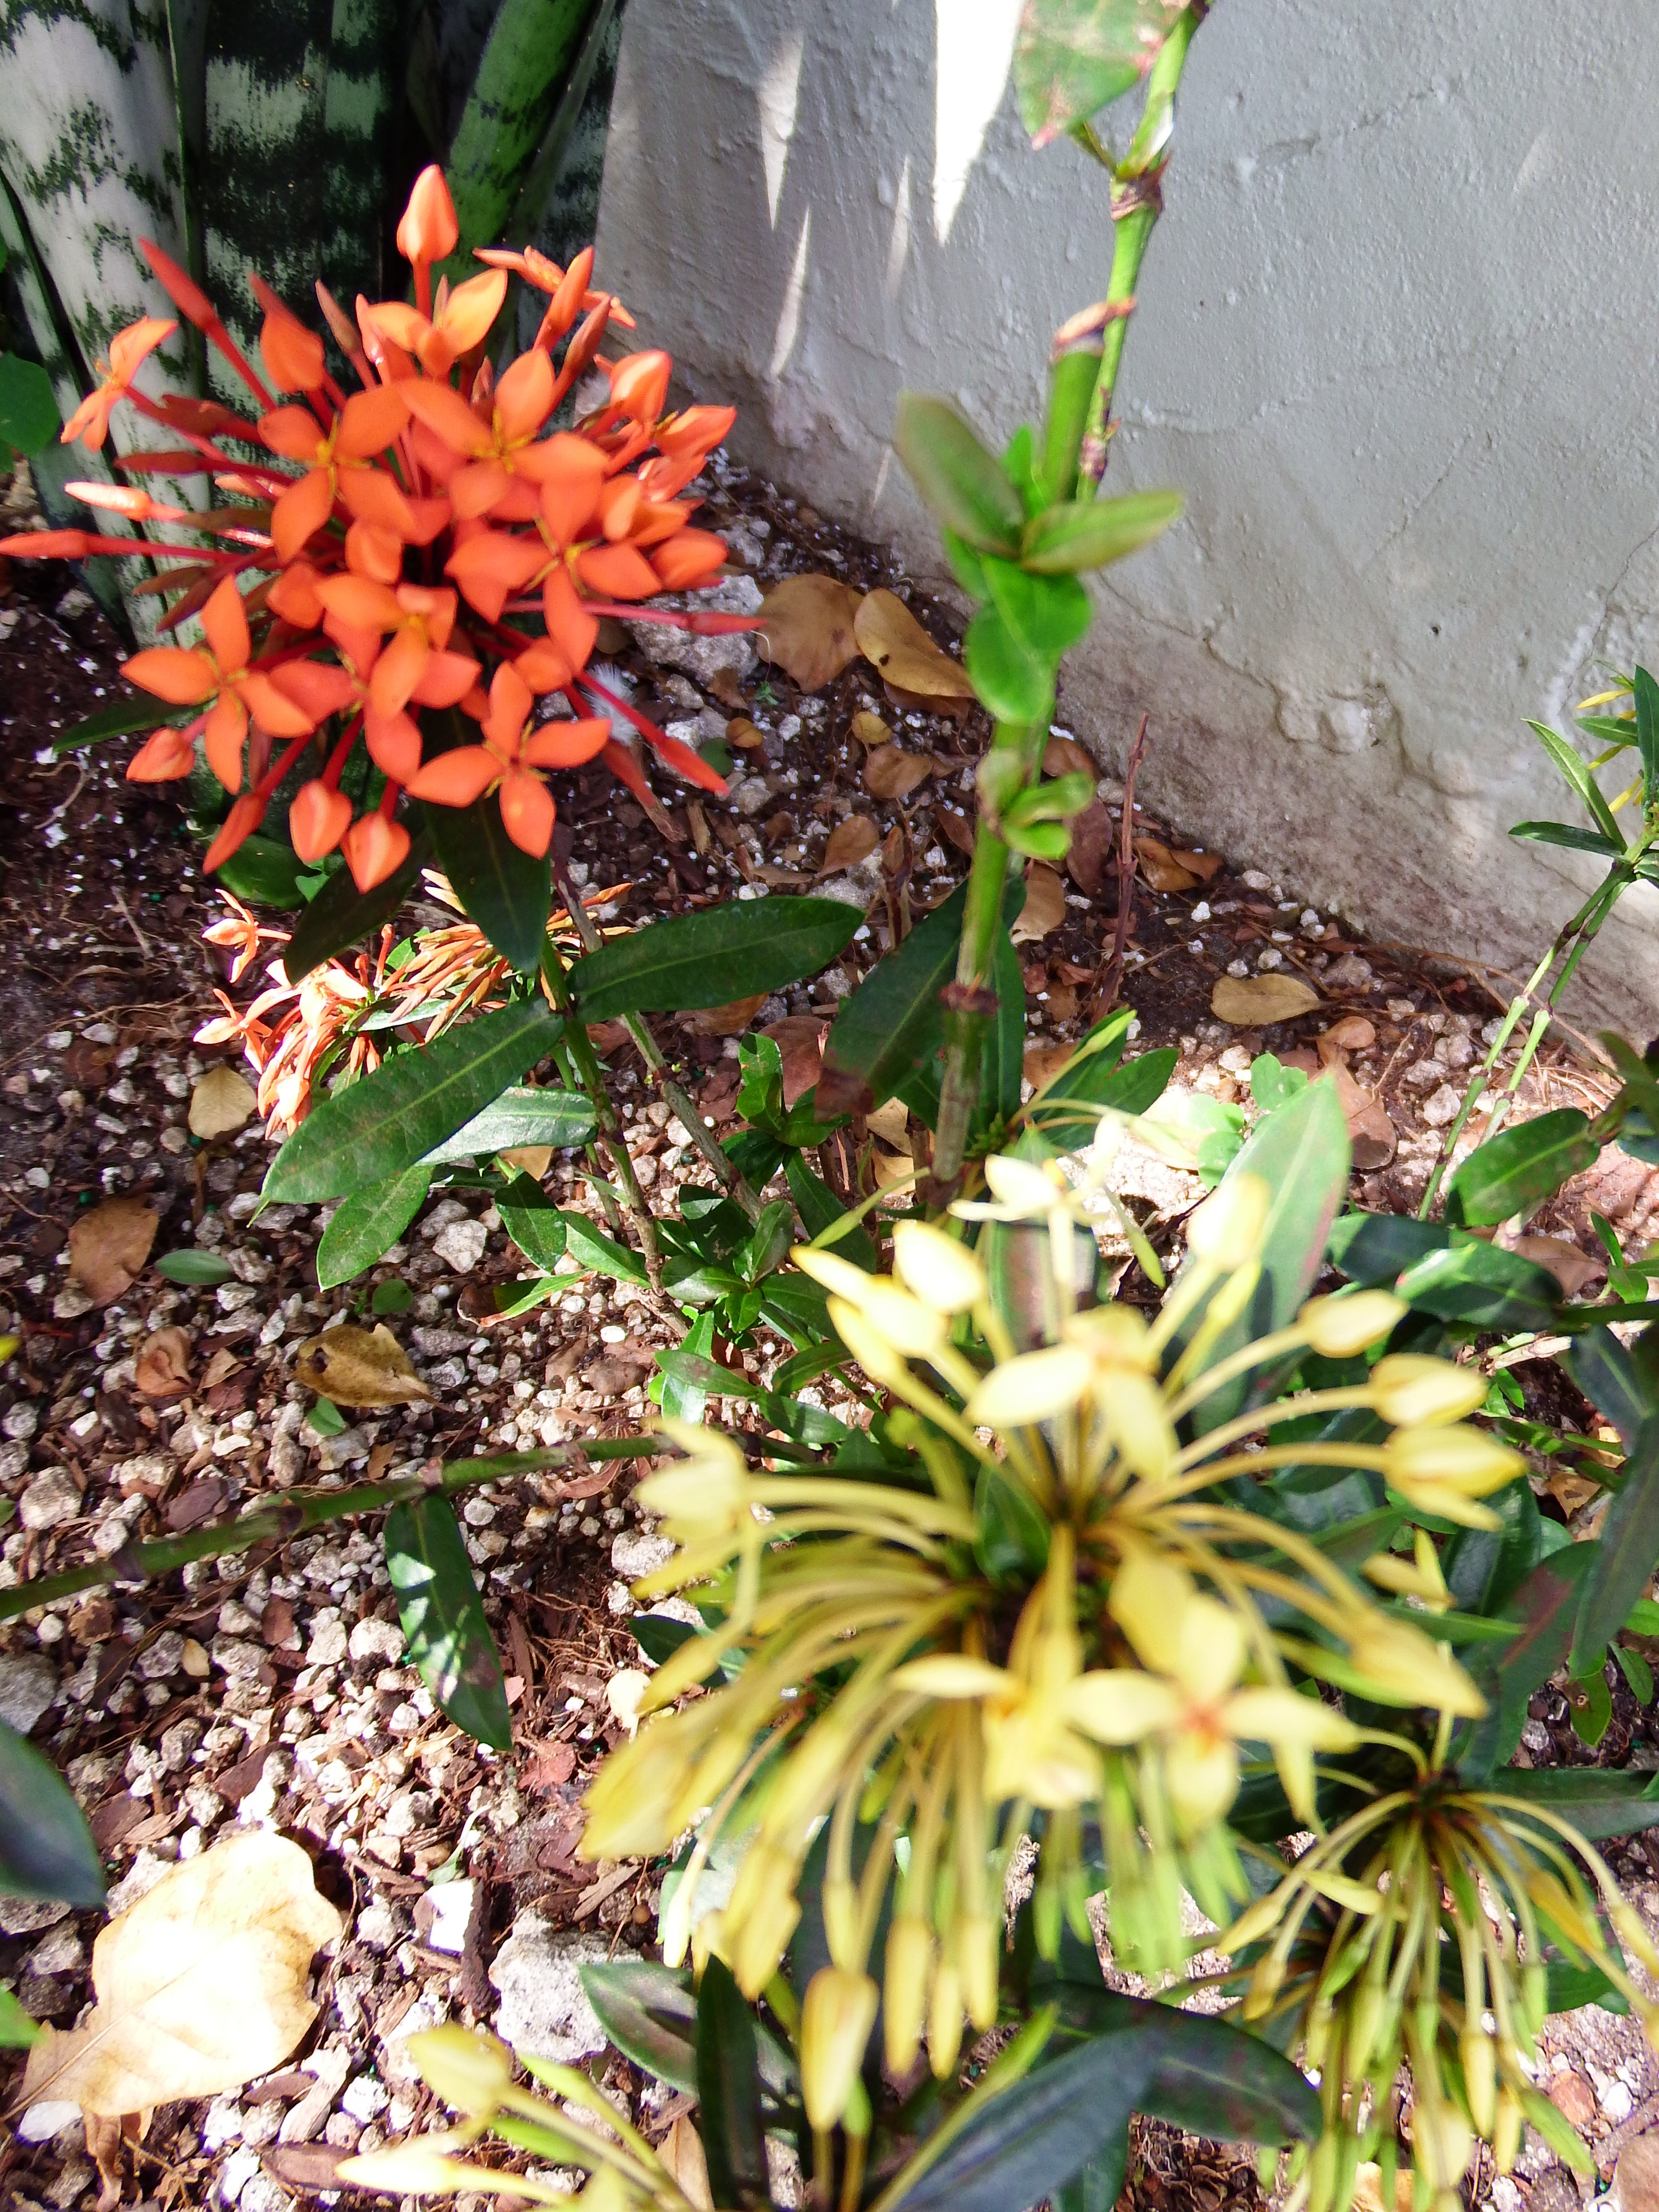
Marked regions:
[597,0,1659,1026]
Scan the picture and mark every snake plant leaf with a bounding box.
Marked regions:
[442,0,601,276]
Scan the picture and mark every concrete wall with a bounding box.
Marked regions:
[595,0,1659,1024]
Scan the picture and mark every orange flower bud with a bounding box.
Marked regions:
[126,724,197,781]
[397,165,459,266]
[652,529,729,591]
[290,781,352,862]
[609,349,672,424]
[342,811,411,892]
[261,306,325,395]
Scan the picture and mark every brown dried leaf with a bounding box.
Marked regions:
[853,589,975,701]
[1023,1040,1073,1089]
[938,804,977,856]
[757,575,865,691]
[850,709,891,747]
[189,1063,257,1139]
[69,1196,158,1307]
[1507,1234,1606,1298]
[1135,836,1199,893]
[864,747,932,801]
[760,1016,828,1108]
[1065,800,1116,899]
[680,994,768,1037]
[20,1831,343,2116]
[1010,864,1068,943]
[663,2115,714,2212]
[1044,733,1096,779]
[1314,1044,1397,1169]
[1322,1015,1377,1051]
[134,1326,192,1400]
[499,1144,553,1178]
[1171,847,1224,883]
[1211,974,1322,1026]
[199,1346,242,1391]
[819,815,880,875]
[881,823,907,875]
[726,716,767,751]
[293,1322,433,1407]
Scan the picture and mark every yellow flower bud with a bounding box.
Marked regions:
[1184,1173,1271,1270]
[1063,1303,1154,1368]
[927,1957,965,2078]
[956,1911,999,2031]
[729,1842,802,1996]
[337,2136,500,2200]
[827,1299,914,1391]
[966,1344,1094,1428]
[981,1154,1066,1216]
[407,2024,513,2118]
[1461,2026,1496,2136]
[1298,1288,1407,1358]
[793,1246,881,1301]
[1370,1353,1486,1428]
[1098,1369,1178,1480]
[1492,2090,1523,2174]
[1383,1423,1524,1500]
[1418,2105,1473,2192]
[821,1876,859,1968]
[692,1907,731,1978]
[1346,1617,1487,1716]
[892,1220,986,1312]
[883,1914,936,2075]
[1107,1549,1194,1674]
[800,1965,879,2129]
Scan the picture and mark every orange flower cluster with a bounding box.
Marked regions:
[0,166,749,891]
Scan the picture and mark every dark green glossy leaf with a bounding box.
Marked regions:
[632,1613,701,1666]
[892,393,1024,554]
[1445,1108,1599,1227]
[0,1720,105,1906]
[889,2031,1156,2212]
[1456,1547,1598,1780]
[1030,1035,1176,1151]
[214,833,308,909]
[1527,720,1624,844]
[1508,820,1622,856]
[1020,489,1182,573]
[975,1463,1051,1582]
[1444,1479,1545,1616]
[426,785,551,974]
[1563,1325,1649,1443]
[0,350,59,453]
[785,1155,877,1268]
[385,1494,511,1751]
[418,1084,594,1165]
[282,832,428,981]
[1571,1413,1659,1677]
[316,1165,432,1289]
[1015,0,1189,141]
[497,1173,568,1273]
[1393,1240,1560,1333]
[695,1957,769,2209]
[1488,1766,1659,1842]
[975,920,1026,1135]
[559,1208,649,1285]
[51,691,192,757]
[1326,1211,1450,1284]
[155,1249,234,1286]
[579,1960,699,2094]
[265,1003,564,1202]
[570,896,860,1020]
[820,879,968,1118]
[1635,666,1659,804]
[1055,2142,1130,2212]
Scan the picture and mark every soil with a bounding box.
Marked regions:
[1,462,1657,2212]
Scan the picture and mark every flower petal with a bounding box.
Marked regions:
[406,747,499,807]
[1062,1670,1186,1745]
[497,766,555,855]
[334,382,412,459]
[522,716,611,769]
[271,468,336,562]
[122,646,217,705]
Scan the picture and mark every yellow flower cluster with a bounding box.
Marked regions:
[579,1162,1525,2124]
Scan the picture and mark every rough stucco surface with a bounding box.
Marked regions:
[596,0,1659,1024]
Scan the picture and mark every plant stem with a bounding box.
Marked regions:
[0,1442,657,1624]
[553,862,763,1219]
[540,938,667,1293]
[1094,714,1149,1017]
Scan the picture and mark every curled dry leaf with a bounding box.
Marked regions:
[726,716,767,751]
[134,1326,193,1400]
[498,1145,553,1178]
[1134,836,1199,894]
[294,1322,434,1408]
[1066,799,1116,898]
[69,1196,158,1308]
[853,589,975,701]
[1506,1233,1606,1298]
[679,993,768,1037]
[1211,974,1322,1026]
[1044,733,1096,780]
[20,1830,343,2116]
[662,2113,714,2211]
[1176,847,1224,883]
[866,1097,911,1150]
[760,1016,829,1108]
[938,804,977,856]
[850,709,891,747]
[864,746,932,801]
[757,574,865,690]
[871,1146,915,1190]
[819,815,880,876]
[1314,1038,1397,1170]
[188,1062,258,1140]
[1322,1014,1377,1051]
[1010,863,1069,943]
[880,823,907,875]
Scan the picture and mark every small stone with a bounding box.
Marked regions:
[612,1529,674,1580]
[2,1401,38,1441]
[0,1651,59,1733]
[25,1923,84,1977]
[1323,953,1375,989]
[1421,1084,1463,1127]
[0,1895,71,1936]
[341,2074,389,2124]
[240,2171,298,2212]
[348,1617,405,1667]
[1613,2132,1659,2212]
[19,1467,81,1532]
[418,1877,476,1956]
[1547,2069,1596,2127]
[307,1615,349,1665]
[432,1218,488,1274]
[489,1913,612,2061]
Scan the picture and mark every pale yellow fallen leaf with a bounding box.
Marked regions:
[188,1063,257,1140]
[498,1146,553,1178]
[866,1097,911,1149]
[294,1322,434,1407]
[662,2114,714,2211]
[853,589,975,701]
[757,575,865,691]
[850,709,891,747]
[1211,974,1322,1025]
[1010,864,1068,943]
[69,1197,158,1308]
[21,1831,342,2116]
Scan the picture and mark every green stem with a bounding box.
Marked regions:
[540,939,667,1292]
[0,1443,657,1625]
[933,826,1016,1196]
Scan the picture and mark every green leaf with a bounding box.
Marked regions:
[497,1173,569,1273]
[1019,489,1183,573]
[632,1612,702,1666]
[444,0,599,271]
[695,1957,769,2210]
[1455,1547,1598,1779]
[155,1249,233,1286]
[1527,720,1624,845]
[892,393,1024,554]
[306,1397,347,1437]
[417,1084,595,1166]
[579,1961,698,2095]
[50,692,192,757]
[1444,1480,1545,1616]
[985,557,1093,661]
[964,602,1056,722]
[1392,1238,1560,1333]
[1445,1108,1599,1226]
[282,831,428,981]
[214,833,309,911]
[1015,0,1190,142]
[1563,1325,1649,1443]
[888,2029,1156,2212]
[385,1493,511,1751]
[264,1003,565,1202]
[0,1986,41,2048]
[1486,1766,1659,1841]
[785,1155,877,1269]
[1616,1642,1655,1705]
[559,1210,649,1286]
[1567,1667,1613,1748]
[1572,1414,1659,1676]
[1508,820,1622,856]
[569,896,862,1020]
[1326,1212,1449,1285]
[0,1719,105,1907]
[1635,666,1659,805]
[426,781,552,973]
[975,920,1027,1137]
[0,350,60,453]
[316,1166,432,1289]
[975,1464,1052,1583]
[372,1278,415,1316]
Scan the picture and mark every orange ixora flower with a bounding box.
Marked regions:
[408,661,609,855]
[0,162,753,899]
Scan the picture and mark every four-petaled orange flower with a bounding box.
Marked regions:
[123,574,315,790]
[403,349,574,521]
[259,385,422,562]
[408,662,609,856]
[60,317,177,449]
[360,268,508,380]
